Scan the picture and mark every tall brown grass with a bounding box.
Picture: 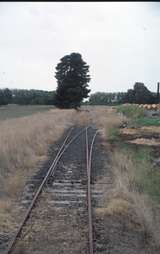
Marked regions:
[110,150,160,246]
[88,106,127,139]
[0,108,76,231]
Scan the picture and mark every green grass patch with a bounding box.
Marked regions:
[120,143,160,204]
[0,105,53,121]
[108,127,121,142]
[135,117,160,126]
[111,105,160,204]
[117,104,145,119]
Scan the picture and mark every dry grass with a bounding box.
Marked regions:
[4,173,26,199]
[110,150,160,243]
[88,106,127,139]
[72,110,92,126]
[0,199,16,231]
[0,109,74,188]
[0,108,77,232]
[96,198,130,217]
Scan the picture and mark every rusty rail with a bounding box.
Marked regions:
[86,128,99,254]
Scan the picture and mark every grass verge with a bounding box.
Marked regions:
[119,144,160,204]
[92,106,160,249]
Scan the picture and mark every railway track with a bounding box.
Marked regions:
[4,125,103,254]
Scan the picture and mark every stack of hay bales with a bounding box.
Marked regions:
[138,104,160,110]
[122,103,160,111]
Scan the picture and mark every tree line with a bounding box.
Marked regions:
[0,88,55,106]
[0,82,158,107]
[0,88,12,105]
[88,92,126,105]
[88,83,158,106]
[124,82,157,104]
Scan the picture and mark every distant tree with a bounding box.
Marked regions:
[0,90,5,105]
[54,52,91,109]
[89,92,126,105]
[124,89,135,103]
[117,92,127,104]
[0,88,12,105]
[89,92,108,105]
[12,89,55,105]
[3,88,12,104]
[124,82,156,104]
[134,82,155,104]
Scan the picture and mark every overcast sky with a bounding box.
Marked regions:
[0,2,160,93]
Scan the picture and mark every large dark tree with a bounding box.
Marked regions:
[124,82,156,104]
[133,82,155,104]
[54,53,91,109]
[124,89,135,103]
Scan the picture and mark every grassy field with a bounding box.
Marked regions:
[0,104,53,121]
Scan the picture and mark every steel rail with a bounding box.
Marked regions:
[85,127,89,171]
[5,126,90,254]
[86,128,99,254]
